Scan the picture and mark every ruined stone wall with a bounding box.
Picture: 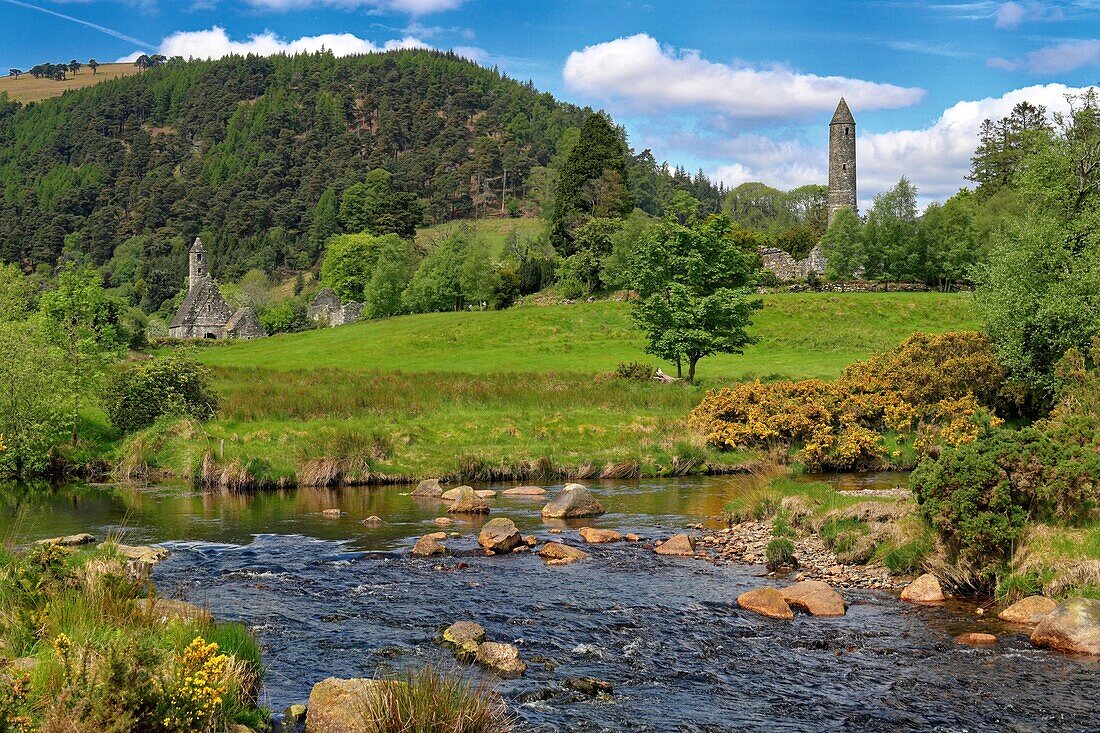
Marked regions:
[760,244,827,281]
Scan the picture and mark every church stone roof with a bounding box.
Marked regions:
[830,98,855,125]
[170,278,234,329]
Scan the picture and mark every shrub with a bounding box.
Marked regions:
[614,361,655,382]
[765,538,797,571]
[260,298,314,334]
[103,354,220,434]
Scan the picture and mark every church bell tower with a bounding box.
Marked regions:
[189,237,209,290]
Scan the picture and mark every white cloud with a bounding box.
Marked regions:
[704,84,1090,208]
[990,38,1100,72]
[117,26,429,62]
[562,34,925,119]
[994,1,1029,28]
[243,0,463,13]
[451,46,488,63]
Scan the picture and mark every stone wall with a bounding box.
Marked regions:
[308,288,362,327]
[760,244,826,281]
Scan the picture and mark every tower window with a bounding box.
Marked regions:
[842,164,847,171]
[845,127,850,137]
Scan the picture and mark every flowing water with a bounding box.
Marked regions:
[3,475,1097,732]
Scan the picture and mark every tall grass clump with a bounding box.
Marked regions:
[361,663,514,732]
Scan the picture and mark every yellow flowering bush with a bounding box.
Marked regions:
[162,637,231,733]
[690,331,1006,470]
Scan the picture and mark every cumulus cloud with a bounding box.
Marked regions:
[994,1,1029,28]
[243,0,463,13]
[562,34,924,119]
[990,38,1100,72]
[705,84,1089,208]
[117,26,428,61]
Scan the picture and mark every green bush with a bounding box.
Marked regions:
[765,538,797,571]
[259,298,314,334]
[103,354,220,434]
[614,361,655,382]
[912,426,1100,583]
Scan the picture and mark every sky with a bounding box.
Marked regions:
[3,0,1100,208]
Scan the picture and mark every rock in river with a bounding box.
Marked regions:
[412,479,443,498]
[737,587,794,620]
[110,543,170,565]
[955,632,998,646]
[446,486,490,514]
[565,677,613,696]
[539,542,589,565]
[1030,597,1100,656]
[442,620,486,660]
[999,595,1058,625]
[411,535,449,557]
[579,527,622,544]
[780,580,846,617]
[35,533,95,547]
[503,485,547,496]
[306,677,390,733]
[655,534,695,556]
[900,573,945,603]
[541,483,605,519]
[478,518,523,554]
[475,641,526,677]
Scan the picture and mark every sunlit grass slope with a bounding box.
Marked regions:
[197,292,978,382]
[0,64,141,103]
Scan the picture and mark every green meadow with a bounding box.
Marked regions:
[134,292,978,485]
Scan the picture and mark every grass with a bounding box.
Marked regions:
[415,217,543,257]
[361,664,515,732]
[0,64,141,104]
[130,292,977,485]
[0,542,265,730]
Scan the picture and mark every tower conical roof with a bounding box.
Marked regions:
[190,237,205,253]
[830,98,855,125]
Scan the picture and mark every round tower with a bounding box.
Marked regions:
[189,237,209,290]
[827,98,856,226]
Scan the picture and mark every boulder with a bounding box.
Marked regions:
[411,535,449,557]
[999,595,1058,625]
[35,533,95,547]
[441,485,474,501]
[541,484,605,519]
[474,490,498,499]
[305,677,387,733]
[361,516,383,526]
[523,535,538,547]
[432,517,454,527]
[412,479,443,498]
[737,587,795,620]
[1030,597,1100,655]
[110,543,170,565]
[475,641,526,677]
[900,573,945,603]
[446,487,490,514]
[441,621,486,660]
[134,597,211,623]
[655,534,695,557]
[624,533,642,542]
[539,542,589,565]
[503,486,547,497]
[954,632,998,646]
[565,677,613,696]
[579,527,622,544]
[478,518,523,554]
[322,509,342,517]
[283,703,307,727]
[780,580,846,617]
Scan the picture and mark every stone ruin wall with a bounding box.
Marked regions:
[760,244,827,281]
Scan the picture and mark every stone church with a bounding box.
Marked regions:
[760,98,856,280]
[169,238,265,339]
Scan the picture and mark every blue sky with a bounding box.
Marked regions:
[4,0,1100,206]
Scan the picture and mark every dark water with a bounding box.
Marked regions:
[4,476,1097,732]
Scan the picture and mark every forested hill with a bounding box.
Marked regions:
[0,50,601,289]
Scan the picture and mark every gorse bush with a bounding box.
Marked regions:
[690,332,1005,470]
[103,354,220,434]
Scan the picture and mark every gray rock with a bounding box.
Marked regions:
[35,533,95,547]
[441,621,486,660]
[1031,597,1100,655]
[541,484,605,519]
[475,641,526,677]
[447,486,490,514]
[478,518,523,554]
[305,677,392,733]
[411,535,449,557]
[411,479,443,498]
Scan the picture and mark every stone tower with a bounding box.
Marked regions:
[827,98,856,226]
[189,237,209,290]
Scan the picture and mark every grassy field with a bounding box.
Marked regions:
[129,292,977,486]
[415,217,543,255]
[0,64,140,103]
[198,293,978,382]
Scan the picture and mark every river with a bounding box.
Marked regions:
[3,475,1097,732]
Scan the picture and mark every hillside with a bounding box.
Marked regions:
[0,50,592,289]
[0,63,140,103]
